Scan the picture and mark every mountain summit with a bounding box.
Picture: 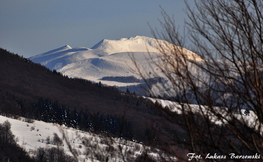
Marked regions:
[30,36,202,93]
[91,36,160,54]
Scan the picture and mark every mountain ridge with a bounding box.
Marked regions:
[90,36,160,54]
[30,36,203,94]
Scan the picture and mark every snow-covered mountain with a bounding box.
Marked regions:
[30,36,202,94]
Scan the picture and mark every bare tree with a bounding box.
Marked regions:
[131,0,263,161]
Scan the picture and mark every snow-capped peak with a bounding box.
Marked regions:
[30,36,203,92]
[30,45,72,60]
[91,36,160,54]
[44,45,72,55]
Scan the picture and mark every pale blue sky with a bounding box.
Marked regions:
[0,0,194,57]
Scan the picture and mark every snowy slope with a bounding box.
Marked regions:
[90,36,160,54]
[30,36,202,94]
[1,99,260,161]
[0,115,175,161]
[148,97,263,134]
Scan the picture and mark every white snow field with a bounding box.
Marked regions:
[0,115,176,161]
[1,98,261,161]
[148,97,263,135]
[30,36,202,94]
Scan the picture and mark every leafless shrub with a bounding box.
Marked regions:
[53,133,63,146]
[30,126,35,131]
[25,118,34,123]
[46,136,50,145]
[34,147,77,162]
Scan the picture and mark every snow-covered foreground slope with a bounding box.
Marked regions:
[30,36,202,94]
[149,97,263,135]
[0,115,176,161]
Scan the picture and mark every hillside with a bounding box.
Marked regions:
[2,48,259,161]
[0,48,183,144]
[0,48,126,114]
[0,115,176,161]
